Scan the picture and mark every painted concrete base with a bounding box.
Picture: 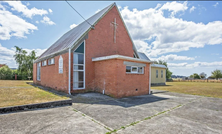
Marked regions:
[151,83,166,86]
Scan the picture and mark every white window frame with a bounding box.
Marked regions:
[138,67,144,74]
[131,66,138,73]
[37,62,41,81]
[48,58,55,65]
[73,41,85,90]
[126,66,144,74]
[42,60,47,66]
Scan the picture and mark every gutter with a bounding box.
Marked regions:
[68,48,71,95]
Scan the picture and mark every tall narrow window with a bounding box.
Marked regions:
[73,42,84,89]
[59,56,63,73]
[156,70,158,78]
[161,70,163,78]
[37,62,41,80]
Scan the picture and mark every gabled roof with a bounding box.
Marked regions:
[35,2,140,63]
[138,52,150,61]
[151,64,167,69]
[37,3,114,61]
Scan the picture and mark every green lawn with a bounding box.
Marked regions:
[0,80,68,107]
[152,82,222,98]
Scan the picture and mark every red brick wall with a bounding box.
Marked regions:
[33,53,69,93]
[94,59,150,98]
[33,5,149,97]
[85,5,135,91]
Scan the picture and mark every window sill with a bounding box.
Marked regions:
[126,73,144,75]
[73,88,85,90]
[48,64,55,66]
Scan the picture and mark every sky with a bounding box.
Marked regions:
[0,1,222,77]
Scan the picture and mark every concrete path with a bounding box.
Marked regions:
[1,89,222,134]
[0,106,108,134]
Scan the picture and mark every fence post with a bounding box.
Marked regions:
[15,74,17,80]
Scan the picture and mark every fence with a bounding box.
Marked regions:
[170,79,222,83]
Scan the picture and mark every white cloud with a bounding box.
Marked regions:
[70,23,77,29]
[189,6,196,13]
[213,2,219,7]
[36,21,39,24]
[0,5,38,40]
[211,53,219,55]
[152,54,195,61]
[168,61,222,68]
[40,16,55,25]
[95,9,101,13]
[160,1,188,17]
[48,8,53,13]
[5,1,48,18]
[0,44,46,68]
[120,2,222,57]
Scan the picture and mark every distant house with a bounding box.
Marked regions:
[33,3,154,98]
[151,64,167,85]
[0,64,6,68]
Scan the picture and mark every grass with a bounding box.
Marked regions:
[0,80,68,108]
[152,82,222,98]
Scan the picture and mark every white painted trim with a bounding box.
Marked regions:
[131,66,138,73]
[149,64,151,95]
[92,55,154,63]
[73,40,85,90]
[68,48,71,95]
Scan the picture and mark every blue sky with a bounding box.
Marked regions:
[0,1,222,77]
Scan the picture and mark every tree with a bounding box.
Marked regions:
[193,73,201,79]
[0,65,13,80]
[155,60,173,79]
[190,73,200,79]
[189,74,194,79]
[211,69,222,80]
[199,72,207,79]
[14,46,37,80]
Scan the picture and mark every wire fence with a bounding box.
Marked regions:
[168,79,222,83]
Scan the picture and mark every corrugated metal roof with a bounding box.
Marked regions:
[138,52,150,61]
[37,3,115,60]
[151,64,167,68]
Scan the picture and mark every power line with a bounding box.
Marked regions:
[65,0,94,28]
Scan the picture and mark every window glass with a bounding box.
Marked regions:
[161,70,163,78]
[78,54,84,64]
[73,41,85,89]
[131,67,138,73]
[156,70,158,78]
[74,65,83,70]
[138,67,143,73]
[126,66,131,72]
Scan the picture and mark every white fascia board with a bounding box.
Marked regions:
[92,55,155,63]
[151,64,167,69]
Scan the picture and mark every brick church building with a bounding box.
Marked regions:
[33,3,153,98]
